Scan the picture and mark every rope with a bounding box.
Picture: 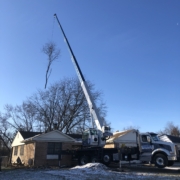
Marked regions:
[51,16,55,41]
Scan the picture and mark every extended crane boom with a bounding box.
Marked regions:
[54,14,112,146]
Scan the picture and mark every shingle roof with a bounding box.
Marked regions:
[19,131,42,139]
[66,134,82,140]
[166,135,180,143]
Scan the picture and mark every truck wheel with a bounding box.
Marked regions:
[102,154,111,166]
[90,156,98,163]
[153,154,168,168]
[79,155,89,165]
[167,161,174,166]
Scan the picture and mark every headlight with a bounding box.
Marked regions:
[169,151,175,155]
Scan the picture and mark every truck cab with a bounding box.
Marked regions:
[82,128,107,147]
[138,132,179,168]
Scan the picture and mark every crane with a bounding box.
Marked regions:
[54,14,112,147]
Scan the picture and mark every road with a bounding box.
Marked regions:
[110,162,180,174]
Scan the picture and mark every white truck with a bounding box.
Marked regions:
[107,130,180,168]
[54,14,179,168]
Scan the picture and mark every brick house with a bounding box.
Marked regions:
[11,130,81,167]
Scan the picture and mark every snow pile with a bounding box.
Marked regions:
[45,163,109,179]
[71,162,108,172]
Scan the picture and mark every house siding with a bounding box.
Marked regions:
[11,143,35,166]
[24,143,35,165]
[11,146,19,164]
[11,132,24,147]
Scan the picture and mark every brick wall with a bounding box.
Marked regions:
[61,142,81,166]
[12,142,81,167]
[24,143,35,166]
[11,143,35,166]
[34,142,47,166]
[34,142,73,167]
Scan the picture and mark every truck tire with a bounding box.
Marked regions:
[167,161,174,166]
[79,155,89,165]
[90,156,98,163]
[102,154,111,166]
[153,154,168,168]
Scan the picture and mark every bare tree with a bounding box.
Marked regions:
[0,77,108,136]
[5,102,37,132]
[122,125,140,131]
[158,121,180,136]
[42,42,60,89]
[29,77,107,133]
[0,112,14,154]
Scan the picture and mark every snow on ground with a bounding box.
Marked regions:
[0,163,180,180]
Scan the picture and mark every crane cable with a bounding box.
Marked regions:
[51,15,55,41]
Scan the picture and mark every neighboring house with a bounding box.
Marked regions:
[11,130,81,167]
[158,134,180,152]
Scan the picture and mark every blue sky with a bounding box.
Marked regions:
[0,0,180,133]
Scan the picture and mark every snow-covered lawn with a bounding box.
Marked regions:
[0,163,180,180]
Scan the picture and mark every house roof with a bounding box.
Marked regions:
[19,131,42,139]
[161,135,180,143]
[21,130,76,143]
[11,131,42,147]
[67,134,82,139]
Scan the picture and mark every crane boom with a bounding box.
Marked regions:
[54,14,103,131]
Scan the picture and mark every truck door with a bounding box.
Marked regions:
[139,135,154,162]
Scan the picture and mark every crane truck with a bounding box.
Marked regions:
[54,13,120,165]
[54,14,179,168]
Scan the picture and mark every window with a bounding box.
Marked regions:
[20,145,24,155]
[150,134,159,141]
[141,135,148,142]
[14,146,18,156]
[47,142,62,155]
[82,131,89,140]
[90,129,97,135]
